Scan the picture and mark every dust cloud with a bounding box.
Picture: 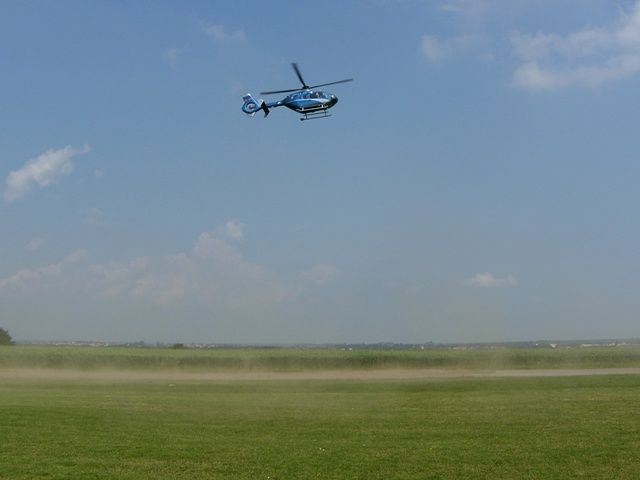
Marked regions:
[1,367,639,383]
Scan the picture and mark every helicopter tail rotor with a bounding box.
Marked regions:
[241,94,270,117]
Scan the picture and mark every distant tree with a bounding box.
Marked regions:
[0,328,14,346]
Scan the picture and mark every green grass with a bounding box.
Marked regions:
[2,344,640,371]
[1,346,639,478]
[1,374,639,479]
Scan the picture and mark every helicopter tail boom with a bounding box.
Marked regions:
[241,94,270,117]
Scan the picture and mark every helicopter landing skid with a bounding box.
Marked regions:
[300,110,331,121]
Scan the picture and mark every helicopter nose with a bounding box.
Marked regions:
[331,95,338,106]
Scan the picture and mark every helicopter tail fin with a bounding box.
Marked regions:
[242,94,270,117]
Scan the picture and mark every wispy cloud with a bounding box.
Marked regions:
[439,0,492,19]
[90,257,149,298]
[1,221,341,309]
[165,47,181,69]
[4,144,90,203]
[300,264,340,287]
[84,208,107,227]
[421,34,475,62]
[463,272,517,288]
[26,237,46,252]
[511,1,640,90]
[224,219,245,240]
[204,23,247,43]
[0,250,86,291]
[133,228,288,307]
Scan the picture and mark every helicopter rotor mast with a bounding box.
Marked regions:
[292,62,309,89]
[260,63,353,95]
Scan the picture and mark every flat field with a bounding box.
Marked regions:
[1,346,639,479]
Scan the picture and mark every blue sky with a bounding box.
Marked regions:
[2,0,640,343]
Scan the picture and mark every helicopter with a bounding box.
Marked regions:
[241,63,353,121]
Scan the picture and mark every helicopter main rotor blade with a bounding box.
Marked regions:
[292,63,309,89]
[259,65,353,95]
[309,78,354,89]
[260,88,302,95]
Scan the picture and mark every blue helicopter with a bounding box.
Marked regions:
[241,63,353,121]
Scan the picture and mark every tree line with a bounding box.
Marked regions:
[0,327,14,345]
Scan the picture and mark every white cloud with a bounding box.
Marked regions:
[133,229,288,307]
[204,23,247,42]
[0,250,86,291]
[421,34,474,62]
[90,257,149,298]
[1,221,341,310]
[439,0,491,19]
[511,1,640,90]
[300,264,340,286]
[421,35,448,62]
[463,272,517,288]
[224,220,245,240]
[193,231,244,263]
[165,47,181,68]
[84,208,107,227]
[122,226,341,307]
[4,144,91,203]
[132,272,190,306]
[94,169,104,179]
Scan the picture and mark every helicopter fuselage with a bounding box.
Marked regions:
[268,90,338,113]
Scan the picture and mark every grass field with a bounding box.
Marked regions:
[1,346,639,479]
